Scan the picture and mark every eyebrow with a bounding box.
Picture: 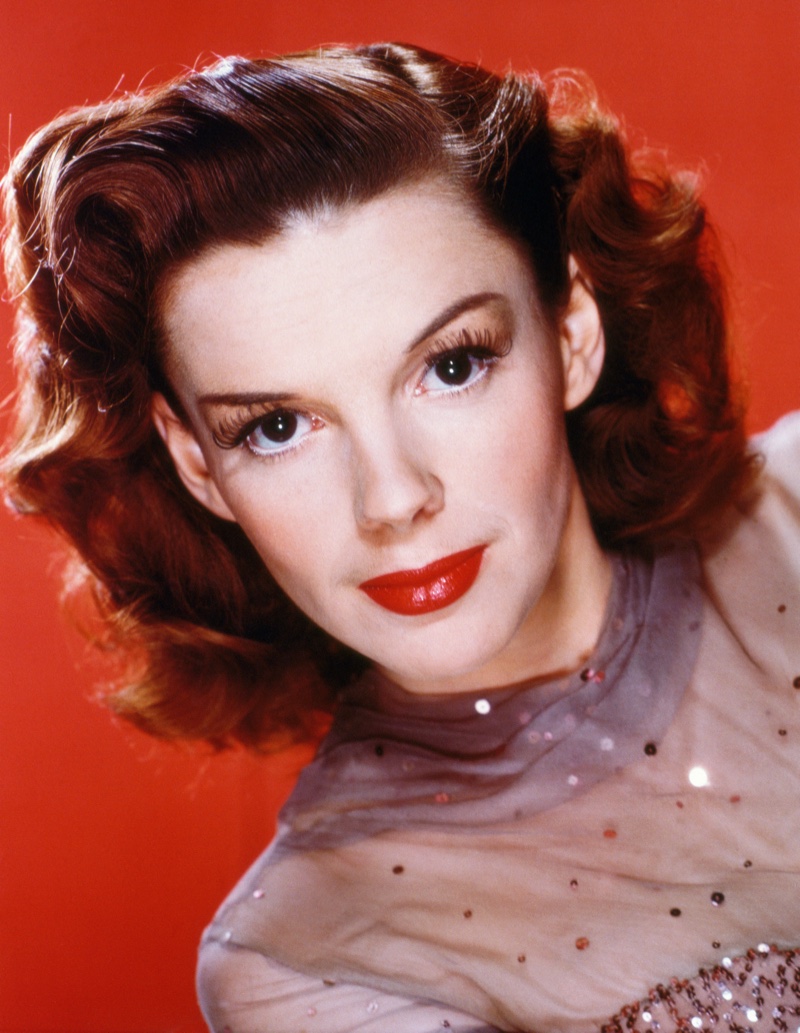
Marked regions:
[402,290,504,354]
[197,290,504,408]
[199,389,299,408]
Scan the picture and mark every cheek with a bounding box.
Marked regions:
[219,467,348,603]
[455,378,568,507]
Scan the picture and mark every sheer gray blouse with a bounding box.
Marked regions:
[198,414,800,1033]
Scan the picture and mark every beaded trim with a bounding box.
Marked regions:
[604,947,800,1033]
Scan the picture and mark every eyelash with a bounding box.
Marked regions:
[417,327,510,395]
[212,409,316,457]
[211,326,511,458]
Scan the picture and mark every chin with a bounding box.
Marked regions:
[369,624,515,693]
[323,580,533,692]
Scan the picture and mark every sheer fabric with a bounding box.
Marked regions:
[198,414,800,1033]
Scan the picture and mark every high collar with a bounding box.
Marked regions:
[276,545,702,851]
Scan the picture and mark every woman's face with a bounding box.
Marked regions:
[155,179,608,694]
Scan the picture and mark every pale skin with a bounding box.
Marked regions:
[152,178,612,696]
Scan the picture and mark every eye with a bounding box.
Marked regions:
[244,409,317,456]
[417,346,497,395]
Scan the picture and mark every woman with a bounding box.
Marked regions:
[3,42,799,1033]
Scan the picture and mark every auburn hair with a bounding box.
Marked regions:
[2,43,753,748]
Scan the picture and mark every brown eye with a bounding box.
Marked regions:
[434,351,474,386]
[244,409,317,456]
[257,411,297,443]
[419,345,498,396]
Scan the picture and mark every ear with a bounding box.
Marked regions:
[558,256,605,411]
[150,392,237,522]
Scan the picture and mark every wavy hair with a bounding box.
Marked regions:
[2,43,753,748]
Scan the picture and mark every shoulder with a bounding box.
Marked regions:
[705,411,800,567]
[700,412,800,681]
[752,411,800,497]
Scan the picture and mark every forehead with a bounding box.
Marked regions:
[159,179,539,388]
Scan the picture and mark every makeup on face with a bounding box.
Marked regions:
[202,321,511,461]
[157,179,609,695]
[358,545,487,615]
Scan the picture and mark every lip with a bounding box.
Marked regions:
[358,545,486,616]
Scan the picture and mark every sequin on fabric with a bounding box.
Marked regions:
[603,947,800,1033]
[271,548,703,854]
[196,421,800,1033]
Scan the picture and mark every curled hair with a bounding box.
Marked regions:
[2,43,753,748]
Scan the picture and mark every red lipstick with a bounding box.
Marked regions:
[359,545,486,616]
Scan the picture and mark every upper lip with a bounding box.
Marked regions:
[358,545,486,589]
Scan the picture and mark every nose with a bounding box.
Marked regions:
[352,427,444,533]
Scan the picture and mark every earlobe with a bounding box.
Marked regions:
[559,257,605,411]
[150,393,237,522]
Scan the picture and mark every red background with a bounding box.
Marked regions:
[1,2,798,1030]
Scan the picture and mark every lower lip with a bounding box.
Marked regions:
[358,546,486,616]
